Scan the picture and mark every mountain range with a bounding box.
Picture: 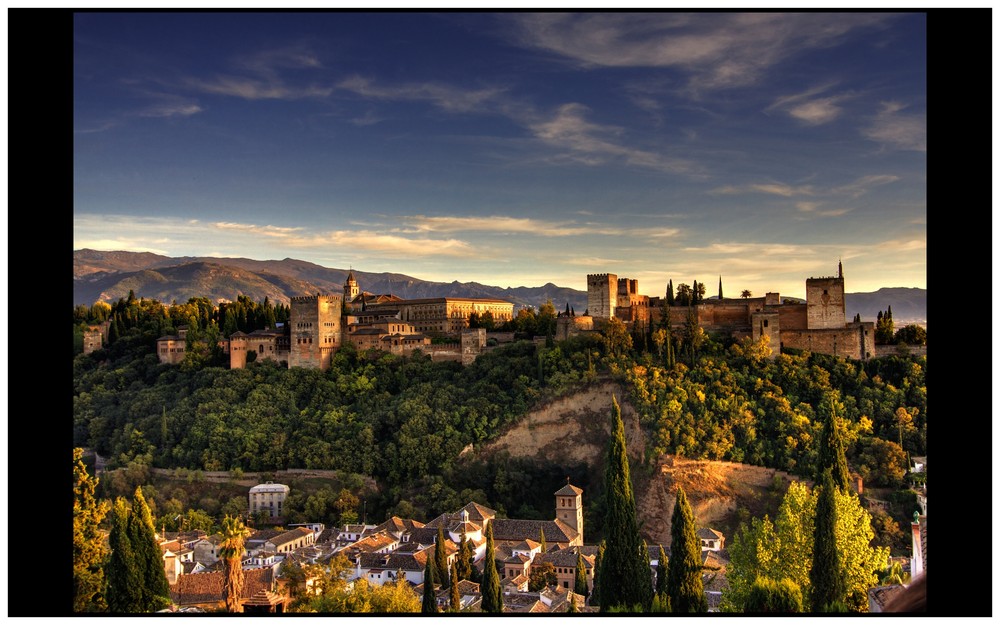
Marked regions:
[73,250,927,326]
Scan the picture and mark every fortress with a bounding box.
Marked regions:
[573,261,875,361]
[218,271,513,370]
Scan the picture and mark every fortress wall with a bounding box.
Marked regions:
[806,277,846,329]
[780,325,871,360]
[587,274,617,319]
[777,304,808,330]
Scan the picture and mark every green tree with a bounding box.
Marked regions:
[591,541,604,607]
[219,515,251,613]
[741,290,752,299]
[655,544,668,600]
[816,397,850,491]
[128,487,171,612]
[575,551,589,598]
[74,449,110,612]
[894,324,926,346]
[666,280,675,306]
[810,470,846,611]
[422,549,438,613]
[599,396,652,612]
[106,498,142,612]
[435,525,449,589]
[539,528,547,553]
[480,520,503,612]
[666,487,707,612]
[602,317,633,359]
[529,560,558,591]
[450,559,461,612]
[456,532,473,581]
[675,283,692,306]
[744,577,803,613]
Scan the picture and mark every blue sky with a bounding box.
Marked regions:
[73,11,926,299]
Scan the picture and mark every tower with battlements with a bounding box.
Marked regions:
[288,294,342,369]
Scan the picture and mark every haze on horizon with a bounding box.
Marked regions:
[74,12,926,300]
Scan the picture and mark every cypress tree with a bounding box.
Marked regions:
[666,280,674,306]
[539,528,546,553]
[590,541,604,607]
[129,487,171,612]
[456,532,472,581]
[666,487,707,612]
[574,550,589,598]
[435,525,449,589]
[422,551,438,613]
[106,498,141,612]
[718,276,723,300]
[449,559,461,612]
[655,544,668,599]
[74,448,110,612]
[810,470,846,611]
[816,399,850,491]
[599,396,652,612]
[480,520,503,613]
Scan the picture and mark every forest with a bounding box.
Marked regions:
[73,295,926,550]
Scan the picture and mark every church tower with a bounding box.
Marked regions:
[554,482,584,545]
[344,270,359,304]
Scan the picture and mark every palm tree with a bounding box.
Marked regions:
[740,290,752,299]
[219,515,252,613]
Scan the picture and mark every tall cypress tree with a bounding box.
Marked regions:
[435,525,449,589]
[666,487,707,612]
[599,396,652,612]
[539,528,547,553]
[129,487,171,612]
[655,544,668,600]
[574,550,589,598]
[422,551,438,613]
[591,541,604,607]
[449,559,461,612]
[810,470,846,611]
[480,520,503,613]
[74,448,110,612]
[666,280,675,306]
[816,398,850,491]
[106,498,141,612]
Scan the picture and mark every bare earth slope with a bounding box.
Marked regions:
[483,380,800,546]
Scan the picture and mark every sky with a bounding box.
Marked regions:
[73,11,927,299]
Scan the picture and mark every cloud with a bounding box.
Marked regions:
[183,45,332,100]
[399,214,682,240]
[337,75,505,113]
[212,222,305,237]
[711,183,814,197]
[529,103,702,175]
[863,101,926,151]
[510,13,894,91]
[767,83,853,125]
[876,238,926,252]
[831,174,900,198]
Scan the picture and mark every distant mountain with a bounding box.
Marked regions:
[73,250,926,325]
[844,287,927,327]
[73,250,591,311]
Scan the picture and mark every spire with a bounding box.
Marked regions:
[838,259,843,279]
[718,276,723,300]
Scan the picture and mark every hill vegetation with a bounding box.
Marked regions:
[73,293,925,558]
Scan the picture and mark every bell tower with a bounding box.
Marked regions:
[344,269,359,304]
[554,481,584,545]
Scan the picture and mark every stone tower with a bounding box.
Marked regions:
[288,294,342,370]
[344,270,359,304]
[586,273,617,319]
[554,482,584,544]
[805,263,846,330]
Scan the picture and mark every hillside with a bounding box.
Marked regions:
[73,250,927,325]
[481,380,797,546]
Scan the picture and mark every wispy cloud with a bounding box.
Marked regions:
[212,222,305,237]
[183,45,332,100]
[510,13,894,91]
[863,101,926,151]
[767,84,853,125]
[831,174,899,198]
[529,103,702,175]
[337,76,505,113]
[398,214,681,240]
[711,183,815,197]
